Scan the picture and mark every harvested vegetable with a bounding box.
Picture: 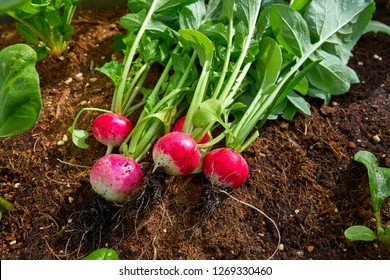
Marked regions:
[152,132,201,176]
[90,154,144,202]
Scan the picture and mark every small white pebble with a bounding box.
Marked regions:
[357,61,364,66]
[89,77,98,82]
[57,140,65,146]
[279,244,285,251]
[162,228,167,233]
[62,134,68,142]
[68,197,74,203]
[9,240,17,245]
[79,100,88,106]
[13,182,20,188]
[294,209,300,215]
[75,72,84,81]
[334,208,338,213]
[64,78,73,85]
[296,250,304,257]
[373,54,383,61]
[331,101,338,106]
[357,139,362,143]
[67,219,73,224]
[372,135,381,142]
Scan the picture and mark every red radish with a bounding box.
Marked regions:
[171,116,209,144]
[152,131,201,176]
[202,148,248,189]
[90,154,144,202]
[92,113,134,154]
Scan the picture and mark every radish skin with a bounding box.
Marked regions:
[90,154,144,202]
[202,148,248,189]
[92,113,134,154]
[171,116,209,144]
[152,132,201,176]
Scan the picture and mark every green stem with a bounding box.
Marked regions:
[182,57,212,134]
[112,0,159,114]
[212,18,234,99]
[122,63,151,114]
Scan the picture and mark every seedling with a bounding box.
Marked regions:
[6,0,79,59]
[83,248,119,260]
[344,151,390,246]
[0,196,14,220]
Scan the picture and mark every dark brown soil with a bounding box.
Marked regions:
[0,3,389,260]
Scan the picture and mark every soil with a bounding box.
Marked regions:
[0,3,389,260]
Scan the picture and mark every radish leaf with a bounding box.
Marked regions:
[345,226,377,242]
[0,44,42,138]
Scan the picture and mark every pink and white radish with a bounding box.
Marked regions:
[202,148,248,189]
[152,131,201,176]
[90,154,144,202]
[171,116,209,144]
[92,113,134,154]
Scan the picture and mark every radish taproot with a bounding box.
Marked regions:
[90,154,144,202]
[171,116,209,144]
[202,148,248,189]
[92,113,134,154]
[152,131,201,176]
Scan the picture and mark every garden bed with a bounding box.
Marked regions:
[0,3,389,260]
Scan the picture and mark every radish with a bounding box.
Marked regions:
[92,113,134,154]
[171,116,209,144]
[202,148,248,189]
[90,154,144,202]
[152,131,201,176]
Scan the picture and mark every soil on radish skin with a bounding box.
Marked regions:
[0,4,389,260]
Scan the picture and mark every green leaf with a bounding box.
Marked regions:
[192,98,223,128]
[179,29,214,66]
[96,61,124,87]
[0,196,14,213]
[287,92,311,115]
[304,0,375,63]
[0,0,29,14]
[179,0,206,30]
[255,37,282,91]
[354,150,390,214]
[344,225,377,241]
[379,226,390,245]
[84,248,120,260]
[270,4,311,57]
[307,50,353,94]
[364,20,390,36]
[290,0,312,12]
[71,129,89,149]
[0,44,42,138]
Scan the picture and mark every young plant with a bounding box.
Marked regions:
[0,44,42,138]
[344,151,390,246]
[6,0,79,59]
[0,196,14,221]
[83,247,120,260]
